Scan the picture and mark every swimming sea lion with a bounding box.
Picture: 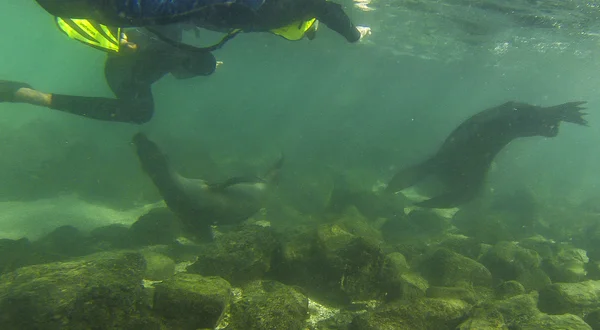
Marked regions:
[132,133,282,238]
[386,101,588,208]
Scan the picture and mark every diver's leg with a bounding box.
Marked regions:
[47,53,155,124]
[0,65,155,124]
[314,1,361,42]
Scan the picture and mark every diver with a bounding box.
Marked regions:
[33,0,267,27]
[0,22,216,124]
[34,0,368,43]
[2,0,367,123]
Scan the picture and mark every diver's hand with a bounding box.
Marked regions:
[356,26,372,41]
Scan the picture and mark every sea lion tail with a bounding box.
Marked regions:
[132,133,174,187]
[386,158,436,193]
[545,101,588,126]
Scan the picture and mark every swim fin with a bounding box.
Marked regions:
[0,81,32,102]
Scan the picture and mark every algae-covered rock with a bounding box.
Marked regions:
[228,280,308,330]
[313,223,388,302]
[0,251,157,329]
[520,314,591,330]
[495,280,525,299]
[33,225,93,258]
[351,298,471,330]
[519,235,555,259]
[188,225,279,286]
[458,307,508,330]
[427,286,477,304]
[153,273,231,329]
[335,206,384,243]
[0,238,38,274]
[542,244,589,283]
[420,248,492,288]
[129,207,181,246]
[386,272,429,302]
[457,308,508,330]
[493,293,540,328]
[538,280,600,317]
[141,251,176,281]
[584,309,600,330]
[479,241,550,291]
[89,224,131,249]
[437,234,487,260]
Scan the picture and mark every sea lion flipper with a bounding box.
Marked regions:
[544,101,588,126]
[386,159,436,193]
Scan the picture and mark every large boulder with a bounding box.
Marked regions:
[153,273,231,329]
[0,251,158,329]
[351,298,471,330]
[188,225,279,286]
[420,248,492,288]
[228,280,308,330]
[539,280,600,317]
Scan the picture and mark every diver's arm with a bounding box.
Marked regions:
[314,2,361,42]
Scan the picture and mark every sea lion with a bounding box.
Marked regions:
[386,101,588,209]
[132,133,282,238]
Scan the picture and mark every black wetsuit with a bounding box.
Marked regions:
[50,27,216,124]
[188,0,361,42]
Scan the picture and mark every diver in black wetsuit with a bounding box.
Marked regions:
[0,0,365,123]
[35,0,365,42]
[0,24,216,124]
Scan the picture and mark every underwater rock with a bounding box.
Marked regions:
[350,298,471,330]
[0,251,157,329]
[584,309,600,330]
[519,313,592,330]
[141,250,176,281]
[479,241,550,291]
[153,273,231,329]
[493,293,541,328]
[519,235,555,259]
[129,207,181,247]
[316,223,387,302]
[386,272,430,302]
[426,286,477,304]
[495,280,526,300]
[420,248,492,288]
[334,206,384,243]
[586,261,600,280]
[381,209,450,244]
[271,222,393,305]
[228,280,308,330]
[89,224,131,249]
[437,233,488,260]
[0,237,38,274]
[542,244,589,283]
[188,224,279,286]
[383,252,410,276]
[327,186,408,220]
[457,307,508,330]
[33,225,93,259]
[408,209,451,236]
[538,280,600,317]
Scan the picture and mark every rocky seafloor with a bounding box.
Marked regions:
[2,187,600,330]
